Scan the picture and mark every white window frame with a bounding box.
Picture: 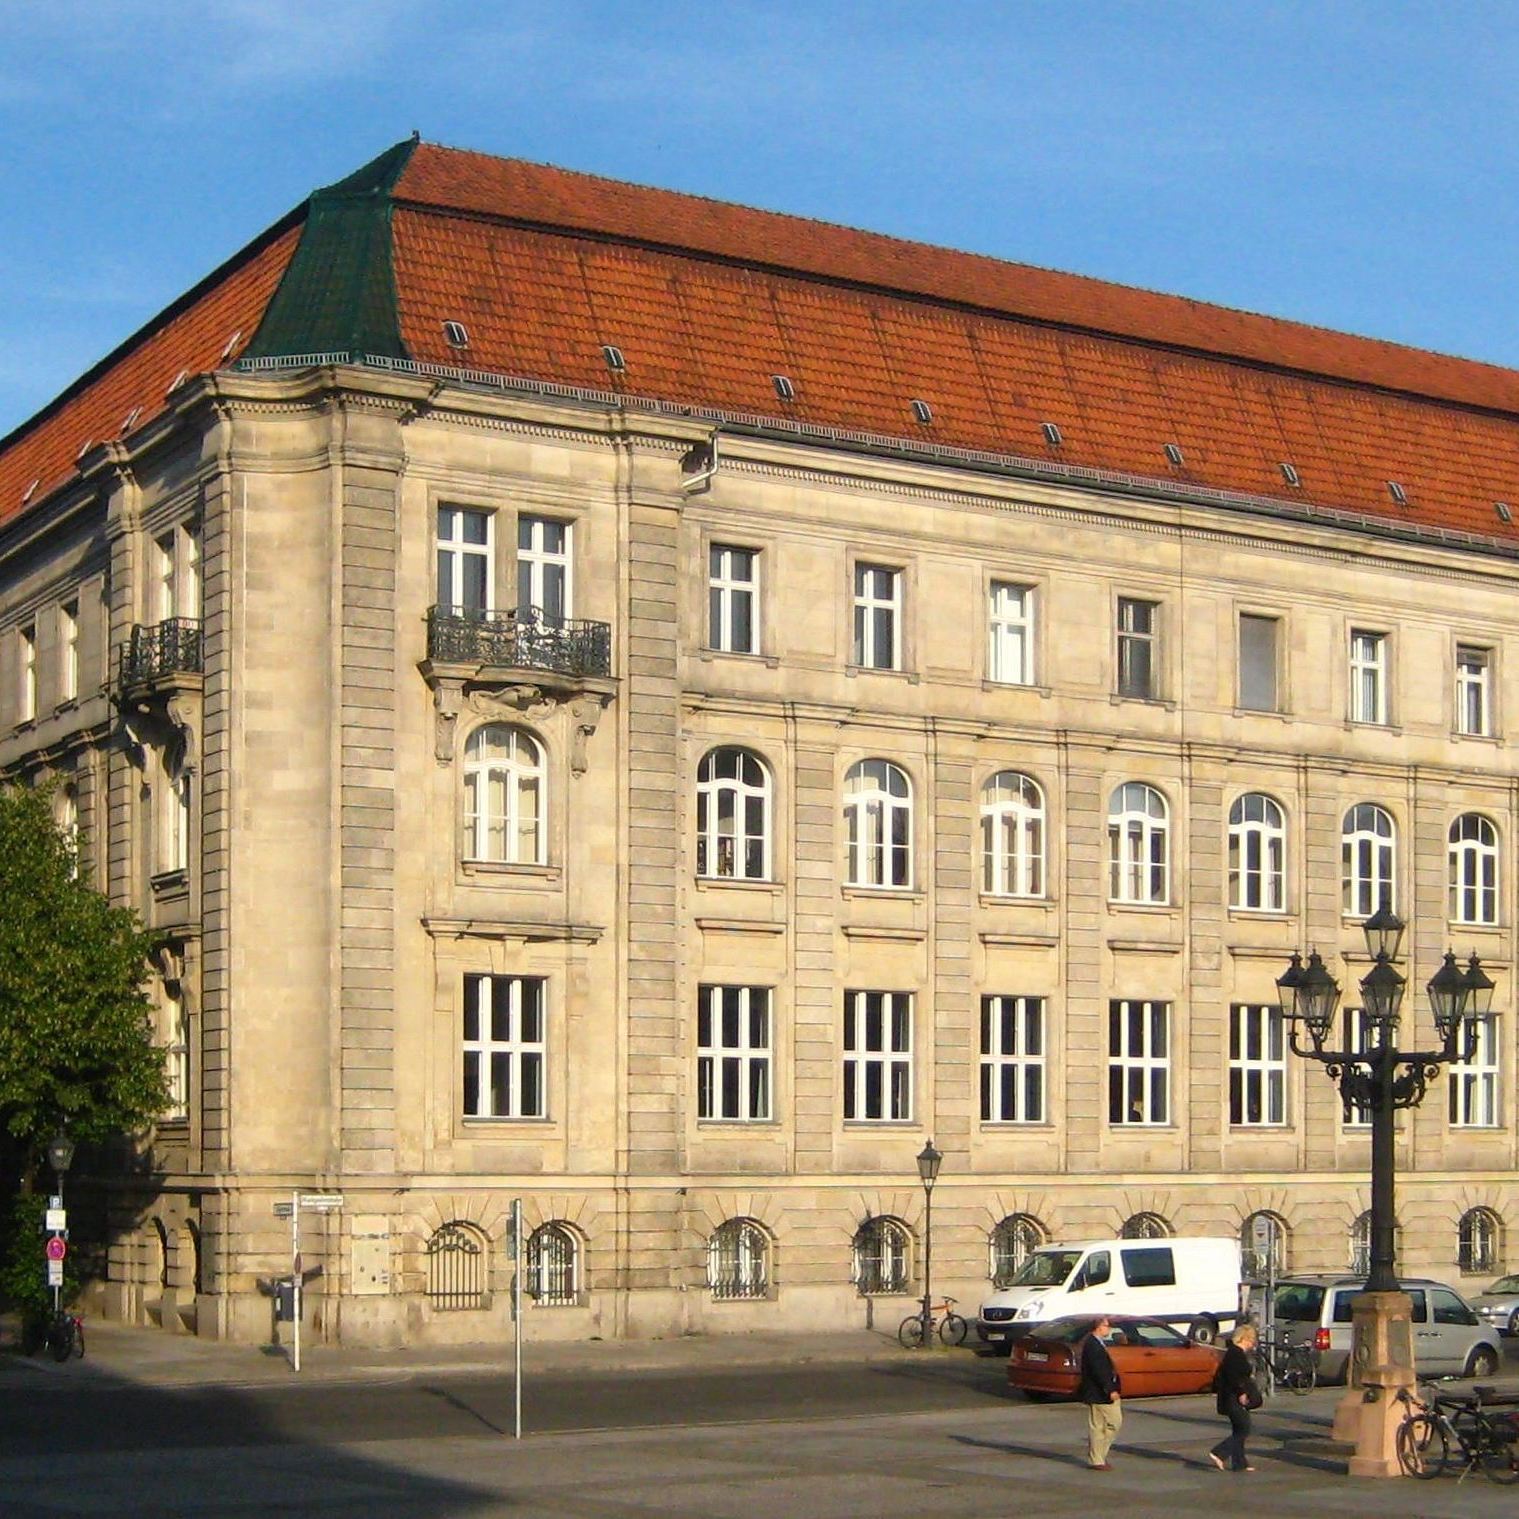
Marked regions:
[1350,629,1388,724]
[1449,813,1499,926]
[527,1222,579,1306]
[1116,596,1158,699]
[843,990,913,1122]
[1108,999,1170,1126]
[1343,1009,1375,1128]
[697,984,772,1122]
[1450,1015,1500,1129]
[1456,645,1493,737]
[1342,803,1396,918]
[1228,792,1286,912]
[60,601,78,703]
[844,759,912,888]
[517,514,572,624]
[707,1218,770,1300]
[696,747,771,880]
[153,532,177,622]
[1107,782,1169,905]
[708,544,759,655]
[852,562,901,671]
[462,973,546,1119]
[156,758,190,876]
[437,506,494,616]
[18,622,35,723]
[463,725,545,865]
[1229,1003,1287,1126]
[988,581,1036,685]
[980,995,1045,1123]
[980,771,1045,898]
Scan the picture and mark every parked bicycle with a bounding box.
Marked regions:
[1396,1379,1519,1483]
[20,1308,85,1363]
[898,1296,969,1349]
[1252,1332,1317,1395]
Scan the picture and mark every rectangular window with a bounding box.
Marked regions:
[852,563,901,670]
[1229,1004,1287,1126]
[156,764,190,876]
[843,990,912,1121]
[518,515,571,623]
[182,524,201,621]
[979,995,1045,1123]
[708,545,759,655]
[1343,1009,1375,1128]
[462,974,546,1118]
[1108,999,1169,1125]
[18,623,35,723]
[697,985,772,1121]
[1116,597,1158,699]
[437,506,493,616]
[1238,614,1280,712]
[154,533,177,622]
[988,581,1036,685]
[1350,629,1388,724]
[1121,1247,1177,1288]
[1450,1015,1500,1128]
[1457,645,1493,737]
[60,602,78,703]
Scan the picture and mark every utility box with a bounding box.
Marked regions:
[273,1279,297,1322]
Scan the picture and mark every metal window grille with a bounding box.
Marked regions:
[989,1214,1044,1288]
[852,1217,910,1295]
[1240,1212,1288,1283]
[527,1224,579,1306]
[707,1219,769,1300]
[1121,1212,1170,1240]
[1350,1211,1373,1276]
[1459,1209,1501,1275]
[427,1221,488,1310]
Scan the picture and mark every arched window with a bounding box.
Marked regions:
[696,747,771,880]
[844,761,912,888]
[1228,793,1286,912]
[852,1216,911,1295]
[527,1222,580,1307]
[989,1213,1045,1288]
[427,1220,488,1309]
[1107,783,1169,904]
[707,1218,770,1301]
[1449,814,1499,926]
[1342,804,1395,918]
[463,725,544,863]
[1121,1212,1170,1240]
[1459,1207,1502,1276]
[55,784,79,873]
[1350,1210,1375,1277]
[981,772,1045,898]
[1240,1211,1289,1283]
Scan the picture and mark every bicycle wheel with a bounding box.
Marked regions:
[898,1314,926,1350]
[1479,1429,1519,1485]
[47,1314,74,1364]
[1283,1353,1316,1394]
[939,1312,969,1347]
[1397,1414,1448,1479]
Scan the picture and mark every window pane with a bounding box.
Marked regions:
[1239,615,1278,711]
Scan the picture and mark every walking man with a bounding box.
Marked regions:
[1078,1315,1122,1470]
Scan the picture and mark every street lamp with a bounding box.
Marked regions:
[46,1128,74,1201]
[912,1139,943,1349]
[1275,913,1488,1475]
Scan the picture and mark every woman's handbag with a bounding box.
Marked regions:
[1243,1376,1264,1411]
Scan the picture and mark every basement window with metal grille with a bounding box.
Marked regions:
[911,399,933,425]
[1279,462,1301,487]
[443,321,470,349]
[1387,480,1408,506]
[425,1220,488,1310]
[601,344,626,373]
[772,374,796,401]
[1497,502,1514,525]
[1041,421,1063,447]
[1164,443,1185,466]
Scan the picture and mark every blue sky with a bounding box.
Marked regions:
[4,0,1519,436]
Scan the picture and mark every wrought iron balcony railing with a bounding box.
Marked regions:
[119,618,203,689]
[426,606,612,679]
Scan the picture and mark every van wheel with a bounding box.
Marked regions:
[1466,1346,1500,1380]
[1188,1317,1219,1346]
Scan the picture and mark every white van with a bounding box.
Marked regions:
[978,1236,1243,1347]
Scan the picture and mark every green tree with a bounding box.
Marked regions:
[0,783,167,1197]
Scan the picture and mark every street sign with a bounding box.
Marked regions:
[47,1260,63,1287]
[298,1194,344,1211]
[45,1237,66,1262]
[45,1208,66,1232]
[273,1202,294,1218]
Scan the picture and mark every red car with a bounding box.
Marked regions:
[1008,1314,1225,1400]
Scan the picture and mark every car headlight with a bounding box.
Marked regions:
[1017,1300,1045,1320]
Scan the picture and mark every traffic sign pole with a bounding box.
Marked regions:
[270,1190,343,1373]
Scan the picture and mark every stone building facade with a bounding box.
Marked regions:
[2,139,1519,1343]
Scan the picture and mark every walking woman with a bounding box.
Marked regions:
[1209,1324,1260,1473]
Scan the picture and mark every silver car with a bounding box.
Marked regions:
[1472,1274,1519,1336]
[1270,1274,1503,1383]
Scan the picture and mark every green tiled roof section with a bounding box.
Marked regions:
[242,138,417,362]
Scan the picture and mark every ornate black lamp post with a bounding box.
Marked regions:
[1275,910,1491,1474]
[914,1139,943,1348]
[46,1127,75,1206]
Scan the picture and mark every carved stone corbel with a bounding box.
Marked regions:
[165,692,200,773]
[432,677,464,764]
[569,693,611,777]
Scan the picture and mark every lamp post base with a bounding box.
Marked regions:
[1332,1290,1415,1478]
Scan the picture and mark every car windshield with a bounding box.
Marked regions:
[1272,1283,1326,1322]
[1008,1250,1083,1288]
[1031,1317,1101,1344]
[1485,1276,1519,1295]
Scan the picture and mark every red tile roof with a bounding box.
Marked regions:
[8,139,1519,552]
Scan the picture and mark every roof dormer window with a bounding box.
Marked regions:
[911,399,933,425]
[1387,480,1408,506]
[602,344,626,372]
[772,374,796,402]
[1041,421,1063,447]
[1164,443,1184,466]
[443,321,470,348]
[1279,462,1301,487]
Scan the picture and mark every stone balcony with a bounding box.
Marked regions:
[118,617,203,695]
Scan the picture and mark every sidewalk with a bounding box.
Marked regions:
[0,1314,906,1389]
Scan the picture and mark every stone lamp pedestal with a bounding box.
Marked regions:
[1333,1291,1415,1478]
